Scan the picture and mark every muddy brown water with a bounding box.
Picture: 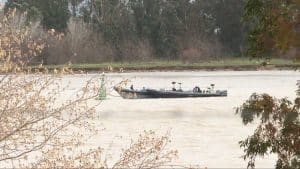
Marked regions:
[3,71,299,168]
[60,70,299,168]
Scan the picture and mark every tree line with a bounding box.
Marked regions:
[0,1,299,168]
[3,0,247,64]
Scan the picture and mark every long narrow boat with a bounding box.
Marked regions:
[114,85,227,99]
[113,86,152,99]
[145,88,227,98]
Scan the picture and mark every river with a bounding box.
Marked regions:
[64,70,299,168]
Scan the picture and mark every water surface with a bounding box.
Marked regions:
[67,71,299,168]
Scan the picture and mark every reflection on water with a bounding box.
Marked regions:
[65,71,299,168]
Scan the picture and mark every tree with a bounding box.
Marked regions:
[236,2,300,168]
[0,10,99,165]
[39,0,70,31]
[244,0,300,58]
[81,0,136,61]
[4,0,41,22]
[5,0,70,31]
[0,11,178,168]
[3,0,253,62]
[69,0,85,17]
[199,0,247,55]
[128,0,185,59]
[236,85,300,169]
[151,0,184,59]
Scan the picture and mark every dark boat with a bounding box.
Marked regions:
[114,83,227,99]
[145,88,227,98]
[113,86,152,99]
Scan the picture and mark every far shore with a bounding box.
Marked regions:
[29,58,300,73]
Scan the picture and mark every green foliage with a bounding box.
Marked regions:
[200,0,247,54]
[39,0,70,31]
[5,0,248,62]
[5,0,70,31]
[236,90,300,169]
[69,0,85,17]
[80,0,246,60]
[140,0,184,58]
[4,0,41,21]
[80,0,136,61]
[243,0,300,58]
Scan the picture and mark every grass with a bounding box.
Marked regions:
[31,58,300,72]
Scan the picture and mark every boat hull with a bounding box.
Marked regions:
[114,87,227,99]
[145,89,227,98]
[114,87,152,99]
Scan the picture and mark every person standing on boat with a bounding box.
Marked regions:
[172,82,176,91]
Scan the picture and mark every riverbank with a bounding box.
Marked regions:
[32,58,300,72]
